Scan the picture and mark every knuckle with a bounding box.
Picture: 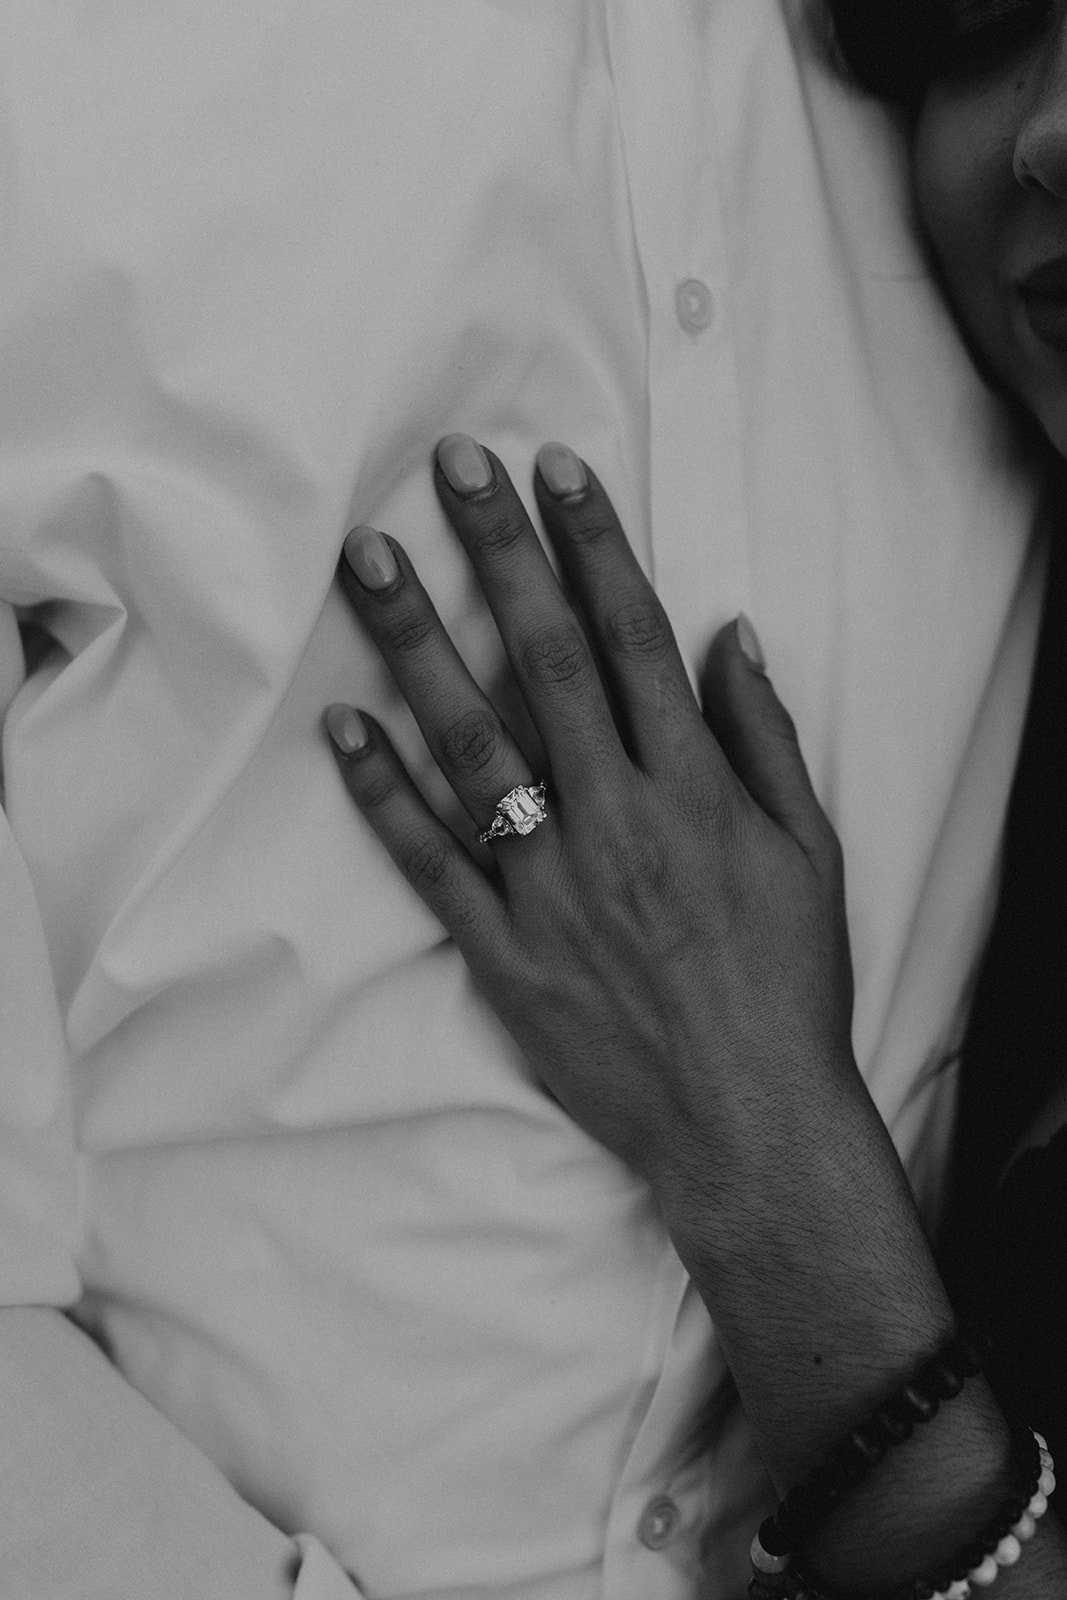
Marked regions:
[520,625,590,690]
[563,509,614,550]
[603,597,673,662]
[470,507,528,562]
[438,707,501,778]
[384,605,438,659]
[595,819,676,930]
[395,831,453,893]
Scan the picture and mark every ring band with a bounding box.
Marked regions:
[477,782,548,845]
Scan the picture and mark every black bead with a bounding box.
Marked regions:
[924,1358,964,1399]
[847,1422,888,1468]
[991,1506,1017,1538]
[760,1515,793,1558]
[781,1481,819,1529]
[900,1382,939,1423]
[826,1447,865,1494]
[874,1401,914,1444]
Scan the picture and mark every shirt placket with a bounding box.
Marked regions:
[603,0,751,686]
[600,1272,738,1600]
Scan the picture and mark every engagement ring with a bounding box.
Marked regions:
[478,783,548,845]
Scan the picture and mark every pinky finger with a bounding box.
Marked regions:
[699,623,834,865]
[324,704,506,950]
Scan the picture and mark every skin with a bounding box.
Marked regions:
[326,438,1065,1590]
[913,2,1067,456]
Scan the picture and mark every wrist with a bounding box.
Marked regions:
[650,1051,890,1276]
[651,1074,960,1488]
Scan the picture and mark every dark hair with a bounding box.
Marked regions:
[823,0,948,106]
[941,482,1067,1467]
[945,477,1067,1239]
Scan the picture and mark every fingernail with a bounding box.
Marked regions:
[325,703,369,755]
[343,526,398,591]
[536,442,588,501]
[735,613,766,672]
[437,433,494,496]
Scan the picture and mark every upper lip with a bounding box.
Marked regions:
[1017,256,1067,299]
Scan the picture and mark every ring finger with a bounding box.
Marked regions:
[337,523,539,838]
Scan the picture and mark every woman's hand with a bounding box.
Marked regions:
[325,434,855,1207]
[324,436,1062,1587]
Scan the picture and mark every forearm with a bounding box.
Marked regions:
[659,1061,1067,1591]
[0,1306,354,1598]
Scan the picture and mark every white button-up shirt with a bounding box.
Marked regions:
[0,3,1042,1597]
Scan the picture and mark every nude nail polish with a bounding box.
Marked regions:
[536,442,588,500]
[325,704,369,755]
[437,433,494,495]
[343,526,398,590]
[735,613,766,671]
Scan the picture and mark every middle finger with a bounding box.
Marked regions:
[434,433,623,785]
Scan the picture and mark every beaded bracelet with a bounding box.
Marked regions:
[779,1425,1054,1600]
[751,1330,989,1582]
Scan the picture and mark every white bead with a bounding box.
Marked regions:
[970,1554,1000,1586]
[1039,1467,1056,1497]
[749,1533,789,1576]
[944,1583,972,1600]
[1028,1489,1048,1518]
[995,1534,1022,1566]
[1011,1509,1037,1541]
[1034,1431,1048,1451]
[1039,1448,1053,1470]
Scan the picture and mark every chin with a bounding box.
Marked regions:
[1024,387,1067,465]
[993,317,1067,467]
[976,339,1067,468]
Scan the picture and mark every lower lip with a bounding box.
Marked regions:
[1020,292,1067,352]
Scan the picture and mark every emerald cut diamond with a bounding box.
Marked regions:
[499,785,547,834]
[478,782,548,844]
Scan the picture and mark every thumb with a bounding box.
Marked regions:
[701,616,833,861]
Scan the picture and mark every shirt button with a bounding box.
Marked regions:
[637,1494,681,1550]
[675,277,714,334]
